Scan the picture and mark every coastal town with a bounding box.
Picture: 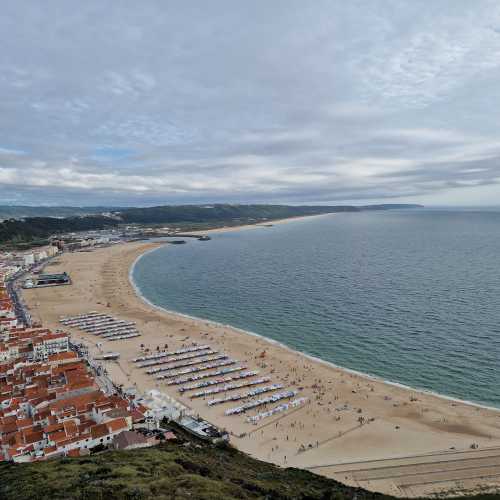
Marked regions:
[1,276,149,461]
[0,236,314,465]
[2,232,500,498]
[5,0,500,497]
[0,240,228,463]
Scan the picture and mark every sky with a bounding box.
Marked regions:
[1,1,500,207]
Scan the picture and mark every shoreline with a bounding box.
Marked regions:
[194,212,338,234]
[130,244,500,414]
[22,214,500,497]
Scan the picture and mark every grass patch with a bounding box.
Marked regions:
[1,441,498,500]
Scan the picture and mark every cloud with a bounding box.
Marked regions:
[355,2,500,108]
[101,71,157,97]
[0,147,26,156]
[1,1,500,206]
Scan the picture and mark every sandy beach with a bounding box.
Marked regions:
[22,219,500,497]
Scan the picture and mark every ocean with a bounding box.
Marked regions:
[132,209,500,408]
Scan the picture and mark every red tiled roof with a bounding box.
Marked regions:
[0,415,16,425]
[44,422,64,434]
[0,320,139,461]
[48,430,67,444]
[41,333,68,342]
[49,390,103,412]
[0,422,17,435]
[24,430,44,444]
[63,420,78,437]
[106,417,128,433]
[48,352,77,362]
[16,418,33,429]
[90,424,108,439]
[130,409,145,423]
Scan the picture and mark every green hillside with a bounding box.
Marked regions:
[0,440,498,500]
[0,215,116,247]
[116,203,361,224]
[0,442,390,500]
[0,203,422,247]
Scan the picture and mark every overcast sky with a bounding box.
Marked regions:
[2,1,500,206]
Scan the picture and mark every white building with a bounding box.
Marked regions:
[24,254,35,267]
[46,246,59,257]
[0,343,19,362]
[35,251,48,262]
[32,333,69,360]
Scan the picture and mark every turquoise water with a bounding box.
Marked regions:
[132,210,500,408]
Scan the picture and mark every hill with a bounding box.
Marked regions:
[0,205,123,220]
[0,440,497,500]
[0,215,117,248]
[0,441,389,500]
[0,203,423,247]
[116,203,362,224]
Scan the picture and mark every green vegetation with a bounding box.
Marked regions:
[0,204,422,247]
[0,442,388,500]
[117,204,362,224]
[0,440,497,500]
[0,215,116,247]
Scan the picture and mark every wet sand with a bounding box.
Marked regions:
[22,220,500,497]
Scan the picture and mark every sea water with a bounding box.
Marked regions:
[132,209,500,408]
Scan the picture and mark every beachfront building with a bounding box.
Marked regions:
[34,251,48,262]
[46,351,79,366]
[32,272,71,287]
[32,332,69,361]
[1,327,71,364]
[140,389,185,425]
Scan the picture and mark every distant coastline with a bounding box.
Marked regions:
[1,202,422,249]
